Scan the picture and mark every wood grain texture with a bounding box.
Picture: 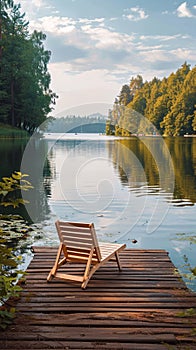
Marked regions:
[0,248,196,350]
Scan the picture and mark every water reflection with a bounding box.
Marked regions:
[0,139,28,178]
[19,138,51,222]
[110,137,196,206]
[2,136,196,221]
[0,139,31,220]
[165,137,196,204]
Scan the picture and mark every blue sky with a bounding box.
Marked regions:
[19,0,196,116]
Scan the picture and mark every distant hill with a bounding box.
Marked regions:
[45,113,107,133]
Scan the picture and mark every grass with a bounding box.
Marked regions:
[0,124,29,138]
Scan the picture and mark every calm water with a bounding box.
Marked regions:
[1,134,196,291]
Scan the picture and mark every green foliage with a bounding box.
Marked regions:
[176,232,196,245]
[106,119,115,135]
[0,171,33,208]
[0,0,58,134]
[0,123,29,138]
[118,84,132,106]
[0,214,33,242]
[176,308,196,317]
[0,171,33,329]
[0,308,16,330]
[0,228,23,329]
[174,233,196,284]
[107,63,196,136]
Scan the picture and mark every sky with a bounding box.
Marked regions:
[19,0,196,117]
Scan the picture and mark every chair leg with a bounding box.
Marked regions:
[81,263,99,289]
[81,277,90,289]
[82,252,122,288]
[82,247,94,289]
[47,243,63,281]
[115,252,122,271]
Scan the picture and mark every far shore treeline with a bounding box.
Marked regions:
[0,0,57,135]
[106,63,196,137]
[46,114,107,134]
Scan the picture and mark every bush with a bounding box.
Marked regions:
[0,172,33,329]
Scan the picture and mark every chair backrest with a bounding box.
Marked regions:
[55,220,101,262]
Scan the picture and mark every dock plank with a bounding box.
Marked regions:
[0,248,196,350]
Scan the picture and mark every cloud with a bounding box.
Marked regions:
[25,0,45,8]
[141,49,172,63]
[109,17,118,22]
[177,2,196,18]
[140,34,190,42]
[27,11,195,81]
[78,18,105,24]
[29,16,106,35]
[140,46,196,66]
[80,25,135,50]
[29,16,77,34]
[20,0,48,15]
[29,15,135,54]
[124,7,149,21]
[171,47,196,60]
[29,16,107,45]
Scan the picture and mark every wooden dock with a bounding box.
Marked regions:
[0,247,196,349]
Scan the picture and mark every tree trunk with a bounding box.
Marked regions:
[11,79,15,126]
[0,4,2,62]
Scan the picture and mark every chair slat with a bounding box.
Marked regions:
[60,231,94,239]
[99,243,126,260]
[60,227,93,234]
[66,249,99,262]
[62,236,93,245]
[65,242,93,250]
[59,221,90,228]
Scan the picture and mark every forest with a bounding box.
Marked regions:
[0,0,57,134]
[106,63,196,137]
[46,114,107,133]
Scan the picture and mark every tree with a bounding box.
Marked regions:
[17,30,58,133]
[0,0,14,57]
[5,3,29,127]
[0,0,14,123]
[144,77,161,124]
[129,74,143,96]
[192,111,196,132]
[161,65,195,136]
[118,84,132,106]
[0,0,57,133]
[128,89,146,116]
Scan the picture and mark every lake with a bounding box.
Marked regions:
[1,134,196,291]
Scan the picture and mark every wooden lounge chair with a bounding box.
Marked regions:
[47,220,126,289]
